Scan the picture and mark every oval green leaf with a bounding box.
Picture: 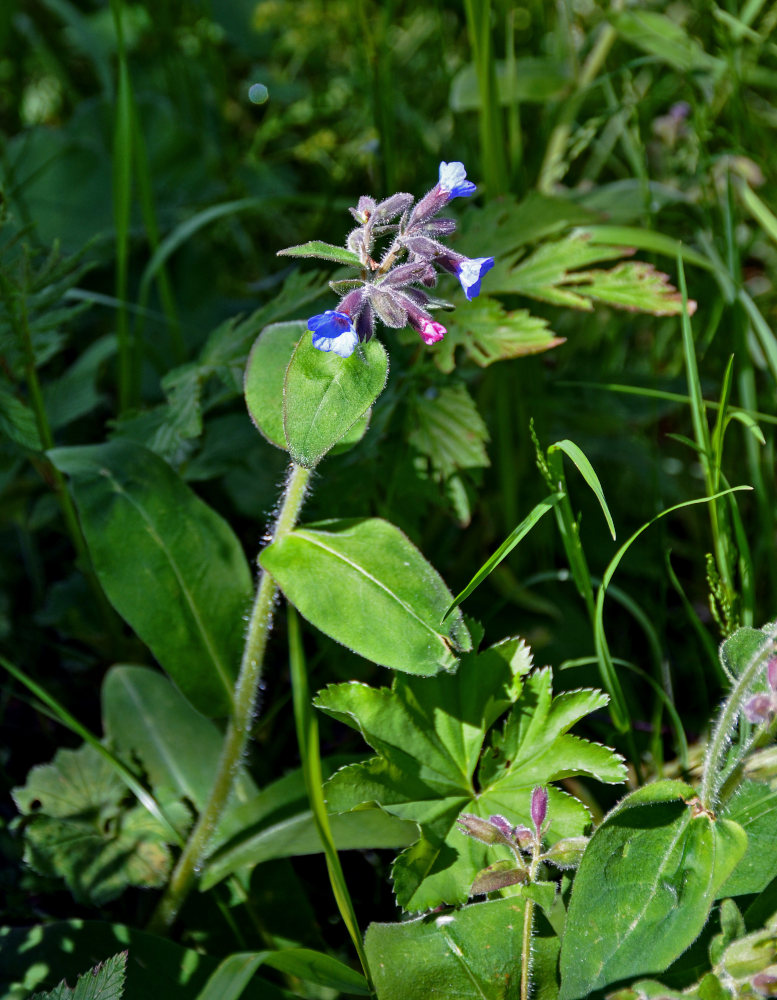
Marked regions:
[559,787,746,1000]
[283,334,388,467]
[49,441,253,717]
[244,321,305,449]
[260,517,471,674]
[102,666,257,845]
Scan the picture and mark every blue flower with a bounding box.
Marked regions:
[456,256,494,300]
[438,161,477,199]
[307,311,359,358]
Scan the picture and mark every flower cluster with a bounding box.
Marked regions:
[306,161,494,358]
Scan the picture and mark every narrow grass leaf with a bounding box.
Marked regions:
[138,198,267,305]
[287,605,372,985]
[549,439,616,539]
[193,949,370,1000]
[594,488,751,727]
[442,493,563,621]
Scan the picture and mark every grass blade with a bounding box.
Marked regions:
[442,493,563,621]
[549,438,616,539]
[287,604,372,989]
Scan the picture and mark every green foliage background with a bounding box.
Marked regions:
[2,0,777,996]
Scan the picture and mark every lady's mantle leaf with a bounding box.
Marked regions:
[315,644,626,912]
[12,745,188,906]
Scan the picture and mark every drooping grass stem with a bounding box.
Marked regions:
[147,461,311,934]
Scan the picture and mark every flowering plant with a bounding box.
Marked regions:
[279,161,494,357]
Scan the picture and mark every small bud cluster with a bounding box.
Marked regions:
[457,786,588,896]
[743,657,777,724]
[306,161,494,358]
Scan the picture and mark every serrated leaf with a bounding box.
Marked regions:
[490,231,690,316]
[48,440,252,717]
[565,262,689,316]
[0,919,287,1000]
[435,297,564,374]
[277,241,362,267]
[283,334,388,466]
[12,745,186,905]
[260,517,471,675]
[0,387,42,450]
[30,952,127,1000]
[491,233,627,308]
[316,647,625,912]
[365,896,560,1000]
[408,383,490,481]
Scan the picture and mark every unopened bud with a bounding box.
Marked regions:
[531,786,548,834]
[457,813,513,847]
[470,860,527,895]
[752,970,777,996]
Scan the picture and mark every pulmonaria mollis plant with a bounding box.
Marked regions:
[279,161,494,357]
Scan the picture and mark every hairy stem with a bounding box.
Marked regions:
[521,841,543,1000]
[147,462,311,934]
[700,633,777,811]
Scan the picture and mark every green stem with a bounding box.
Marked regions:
[520,839,543,1000]
[147,462,312,934]
[287,605,373,989]
[699,634,777,810]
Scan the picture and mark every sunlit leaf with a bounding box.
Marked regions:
[435,297,564,374]
[316,642,625,911]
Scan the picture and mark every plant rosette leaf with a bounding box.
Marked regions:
[282,332,388,466]
[315,642,626,912]
[48,440,253,717]
[12,745,189,906]
[260,517,471,675]
[558,781,748,1000]
[364,896,560,1000]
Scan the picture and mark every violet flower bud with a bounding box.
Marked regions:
[531,786,548,834]
[395,294,446,345]
[744,693,776,725]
